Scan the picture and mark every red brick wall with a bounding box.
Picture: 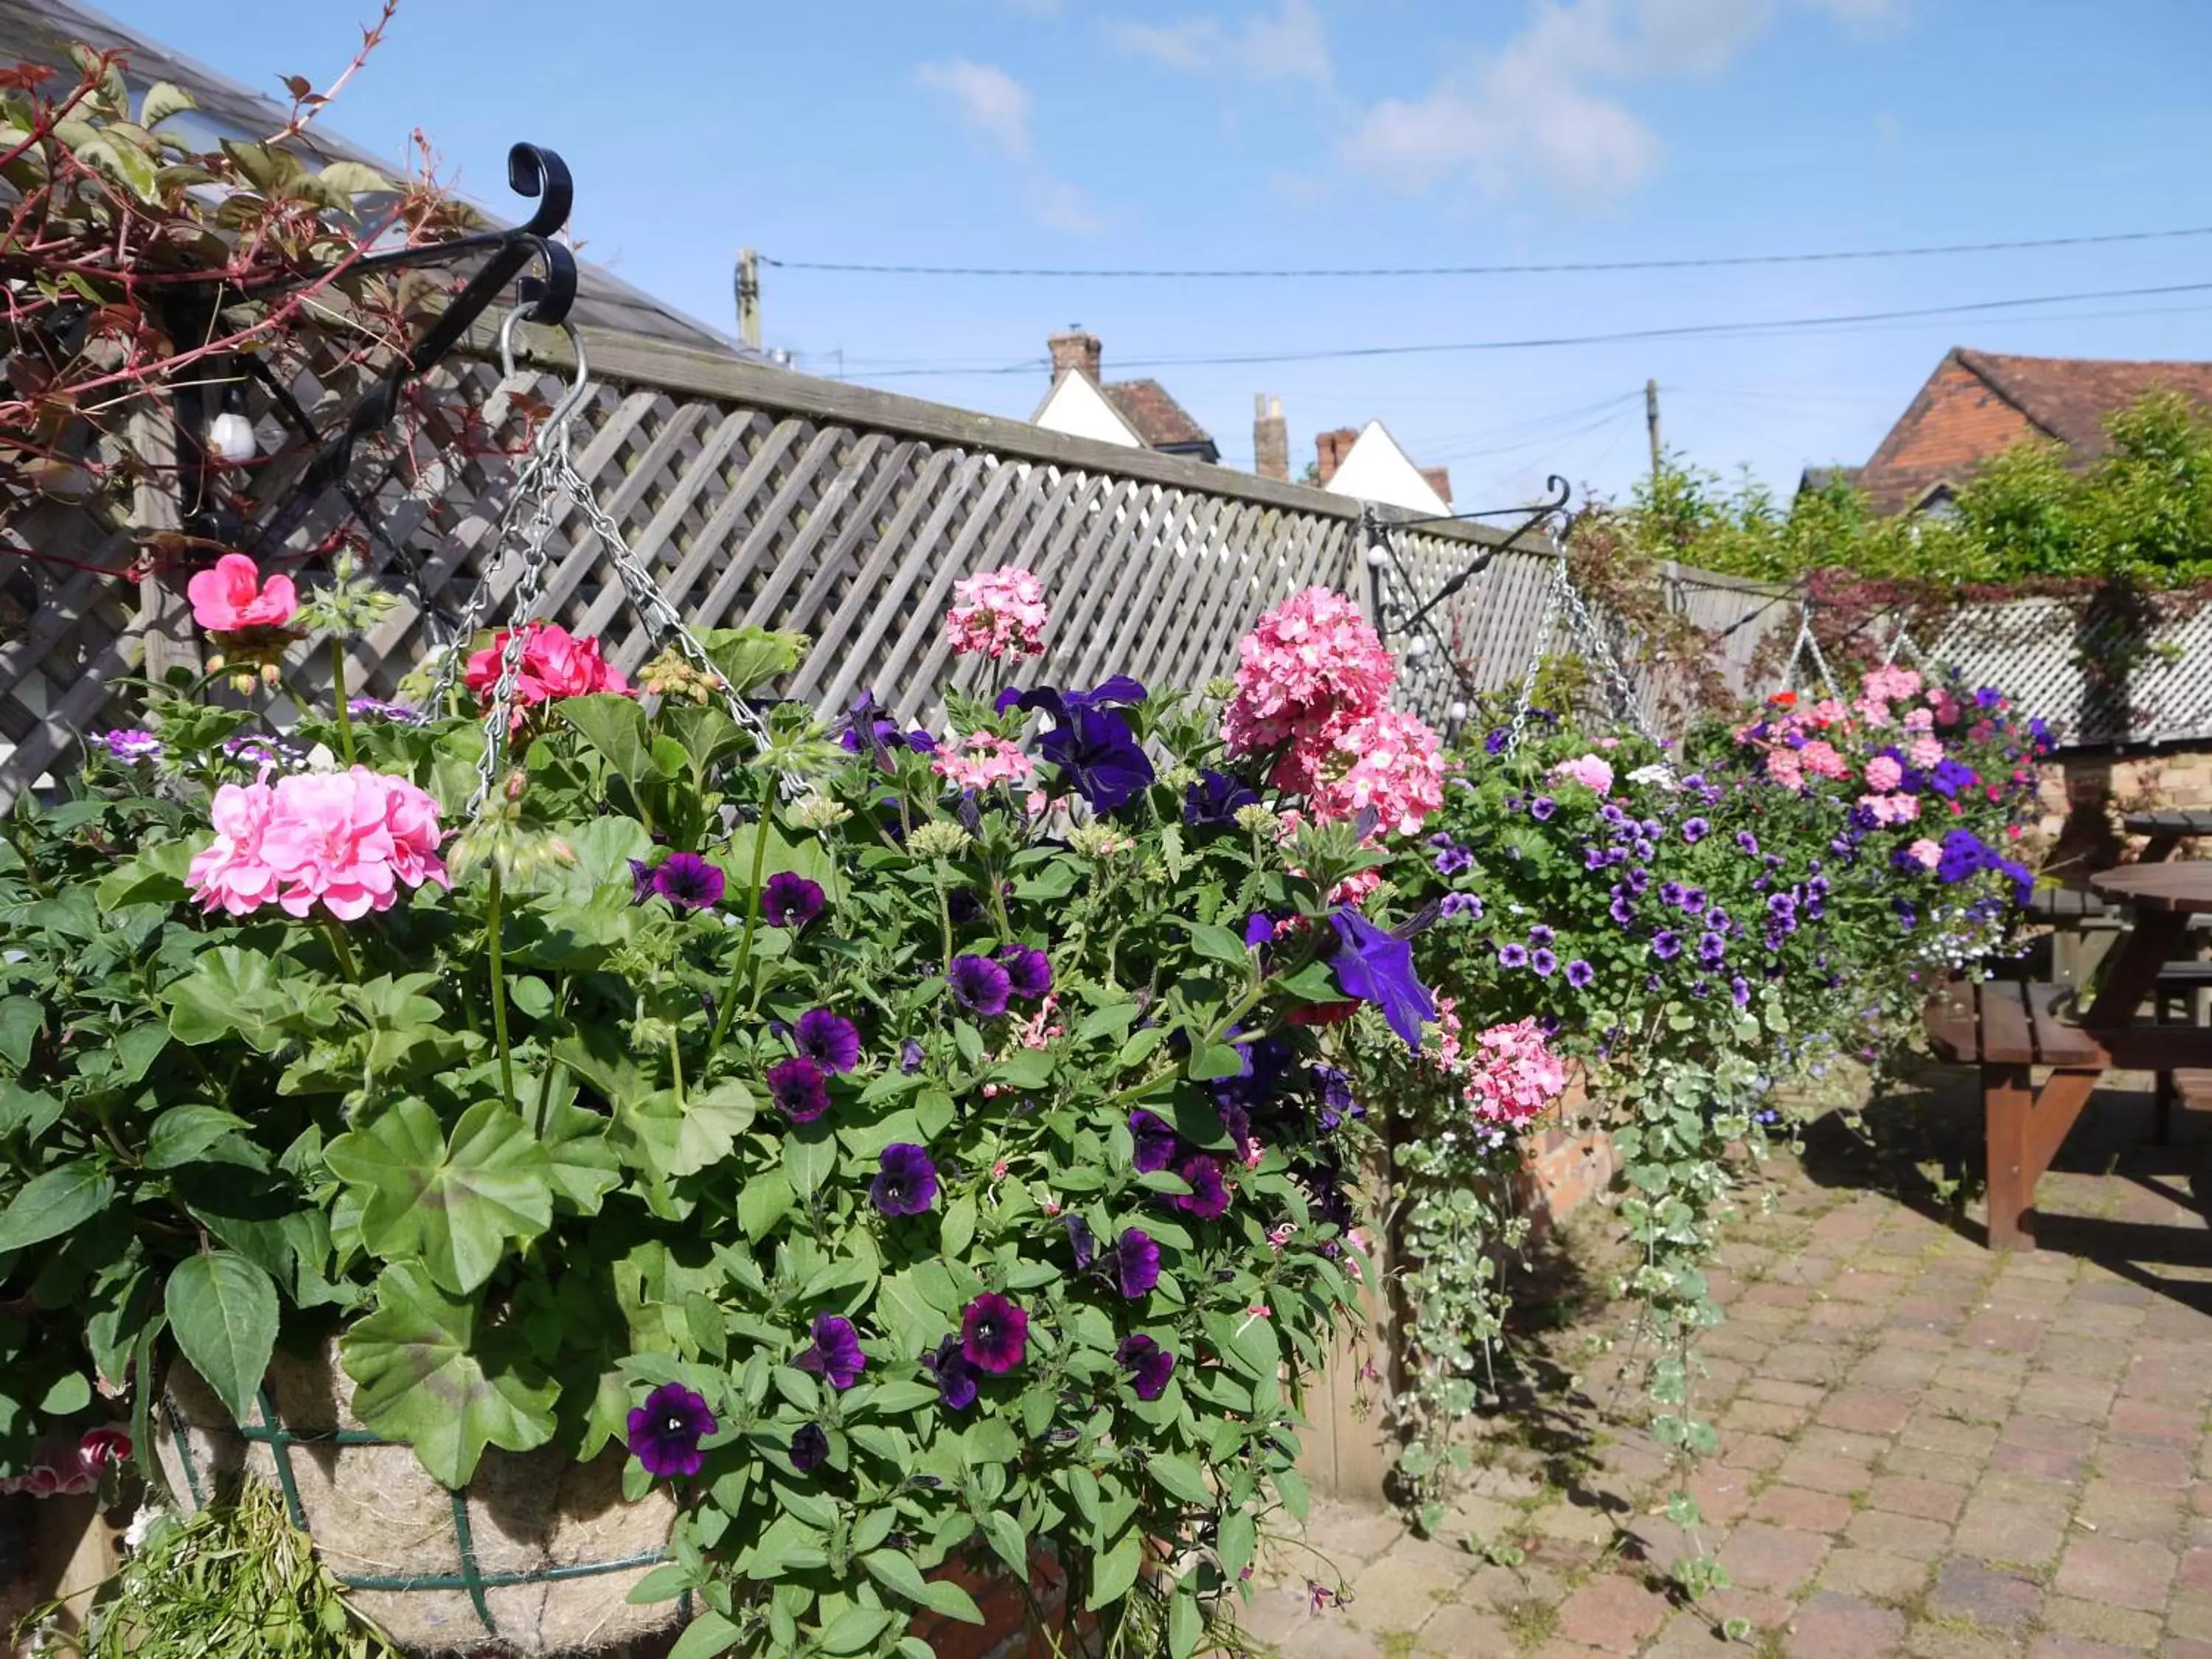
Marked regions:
[1860,355,2045,514]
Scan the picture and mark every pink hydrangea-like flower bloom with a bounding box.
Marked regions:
[945,567,1049,659]
[1851,697,1892,728]
[1327,868,1382,908]
[1766,748,1805,790]
[1930,689,1963,727]
[187,553,298,633]
[1307,709,1446,837]
[188,767,448,921]
[1798,740,1849,781]
[931,731,1034,791]
[1902,708,1936,734]
[465,621,635,728]
[1859,792,1921,826]
[1549,754,1615,796]
[1462,1018,1568,1130]
[1863,665,1922,702]
[1809,698,1848,727]
[1905,838,1943,869]
[1222,587,1394,761]
[1864,755,1904,792]
[1907,734,1945,769]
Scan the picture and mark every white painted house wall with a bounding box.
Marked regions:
[1322,420,1450,515]
[1032,373,1144,449]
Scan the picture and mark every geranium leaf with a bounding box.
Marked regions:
[696,627,804,695]
[340,1263,557,1487]
[164,945,310,1051]
[556,694,655,786]
[325,1098,552,1295]
[541,1096,621,1214]
[164,1251,278,1426]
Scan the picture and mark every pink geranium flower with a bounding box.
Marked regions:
[931,731,1034,791]
[1864,755,1903,792]
[1798,740,1849,781]
[1905,838,1943,869]
[1307,709,1447,837]
[1222,587,1394,768]
[188,767,448,921]
[465,621,634,728]
[187,554,298,633]
[187,781,283,916]
[945,567,1049,659]
[1549,753,1615,796]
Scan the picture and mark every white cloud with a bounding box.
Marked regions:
[914,59,1033,158]
[1344,0,1905,203]
[1110,0,1333,87]
[1028,178,1106,236]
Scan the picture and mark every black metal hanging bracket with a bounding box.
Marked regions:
[243,142,580,555]
[1366,473,1574,674]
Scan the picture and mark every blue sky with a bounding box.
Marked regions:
[100,0,2212,509]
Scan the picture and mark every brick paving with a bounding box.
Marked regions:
[1242,1070,2212,1658]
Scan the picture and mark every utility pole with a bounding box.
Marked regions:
[736,247,761,351]
[1645,377,1661,488]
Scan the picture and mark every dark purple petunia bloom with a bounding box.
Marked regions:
[1186,769,1260,826]
[922,1335,980,1411]
[796,1313,867,1390]
[947,954,1013,1018]
[961,1293,1029,1374]
[790,1423,829,1473]
[1484,726,1511,755]
[1064,1211,1097,1268]
[1244,912,1278,948]
[793,1008,863,1074]
[1625,866,1652,894]
[1170,1153,1231,1220]
[627,1381,718,1480]
[1731,976,1753,1006]
[1115,1228,1162,1298]
[1683,817,1711,844]
[1680,887,1708,917]
[1499,943,1530,968]
[1609,893,1635,927]
[1130,1110,1179,1174]
[900,1037,926,1074]
[1658,881,1686,908]
[871,1143,938,1216]
[1736,830,1759,855]
[766,1055,831,1122]
[1531,948,1558,976]
[1314,1065,1360,1130]
[999,945,1053,1002]
[1652,930,1683,961]
[1440,892,1484,921]
[1529,796,1557,821]
[762,872,825,929]
[1326,907,1438,1049]
[1434,844,1473,876]
[652,852,726,913]
[1116,1334,1176,1401]
[1698,932,1728,967]
[628,858,657,905]
[1528,924,1554,947]
[1009,684,1155,813]
[1565,958,1596,989]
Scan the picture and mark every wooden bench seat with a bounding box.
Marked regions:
[1924,981,2108,1068]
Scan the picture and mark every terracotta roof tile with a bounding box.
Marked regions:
[1102,380,1216,456]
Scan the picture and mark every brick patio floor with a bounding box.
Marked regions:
[1242,1067,2212,1659]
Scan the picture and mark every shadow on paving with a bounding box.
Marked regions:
[1798,1062,2212,1307]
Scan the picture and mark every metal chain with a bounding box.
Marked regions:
[1503,560,1564,754]
[464,473,563,815]
[1554,561,1658,743]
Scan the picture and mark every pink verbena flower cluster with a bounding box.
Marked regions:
[187,766,449,920]
[187,553,298,633]
[945,567,1049,660]
[465,620,635,728]
[1461,1018,1568,1130]
[1549,753,1615,796]
[931,732,1034,791]
[1307,709,1447,837]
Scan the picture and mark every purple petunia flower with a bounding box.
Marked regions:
[1565,959,1595,989]
[900,1037,926,1074]
[1116,1334,1176,1401]
[961,1293,1029,1374]
[1064,1211,1097,1268]
[1186,769,1260,826]
[947,954,1013,1018]
[1731,976,1752,1006]
[1130,1110,1179,1174]
[1434,844,1473,876]
[871,1144,937,1216]
[1625,866,1652,895]
[1652,930,1683,961]
[99,728,163,762]
[1683,817,1711,844]
[1531,948,1558,976]
[762,872,825,928]
[653,852,726,913]
[1499,943,1531,969]
[627,1381,717,1480]
[1484,727,1511,754]
[1115,1228,1161,1298]
[1170,1153,1231,1220]
[1698,931,1727,967]
[790,1423,829,1473]
[766,1055,830,1122]
[923,1335,980,1411]
[999,945,1053,1002]
[1658,881,1686,908]
[1610,894,1635,927]
[628,858,657,906]
[1529,796,1557,821]
[1326,908,1438,1050]
[1680,887,1708,917]
[796,1313,867,1390]
[1440,893,1484,921]
[1528,925,1554,947]
[1736,830,1759,855]
[793,1008,862,1074]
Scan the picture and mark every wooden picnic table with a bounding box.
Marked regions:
[1926,860,2212,1248]
[2120,808,2212,863]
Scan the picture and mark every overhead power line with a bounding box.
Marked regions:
[855,280,2212,378]
[762,224,2212,282]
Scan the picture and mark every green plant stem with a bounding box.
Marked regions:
[327,637,356,768]
[487,864,516,1114]
[319,919,360,983]
[933,866,955,974]
[708,806,778,1059]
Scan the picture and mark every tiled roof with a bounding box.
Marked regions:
[0,0,742,354]
[1958,348,2212,458]
[1102,379,1217,457]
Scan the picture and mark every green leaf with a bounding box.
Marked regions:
[540,1096,622,1214]
[94,838,191,908]
[939,1193,977,1259]
[39,1371,90,1415]
[166,946,307,1051]
[0,997,39,1071]
[0,1162,113,1251]
[982,1509,1026,1576]
[627,1082,753,1181]
[1186,922,1251,965]
[76,132,156,201]
[1186,1043,1246,1082]
[862,1548,935,1607]
[625,1562,695,1606]
[341,1263,557,1487]
[1086,1528,1144,1610]
[666,1608,742,1659]
[737,1168,796,1239]
[164,1252,279,1427]
[1168,1585,1201,1659]
[319,159,395,195]
[782,1124,837,1197]
[818,1607,899,1655]
[961,1417,1020,1467]
[326,1099,552,1295]
[1216,1510,1256,1579]
[139,80,195,126]
[556,694,656,785]
[145,1105,257,1171]
[697,627,805,695]
[1146,1452,1211,1506]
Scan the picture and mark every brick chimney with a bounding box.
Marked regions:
[1048,328,1102,382]
[1253,394,1288,481]
[1315,426,1359,485]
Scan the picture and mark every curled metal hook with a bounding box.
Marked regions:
[498,307,595,441]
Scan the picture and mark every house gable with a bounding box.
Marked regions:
[1032,371,1145,450]
[1320,420,1452,515]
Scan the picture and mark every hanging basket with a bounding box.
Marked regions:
[154,1343,680,1658]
